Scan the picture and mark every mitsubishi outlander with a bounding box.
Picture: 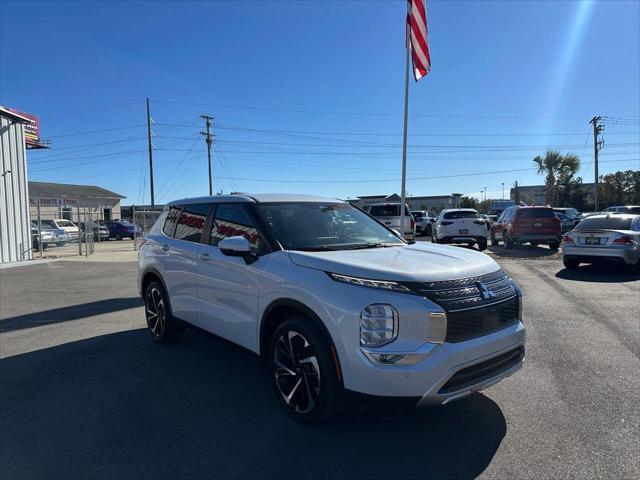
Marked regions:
[138,194,525,423]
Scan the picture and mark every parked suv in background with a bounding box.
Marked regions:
[491,206,561,250]
[562,214,640,270]
[411,210,437,236]
[432,209,488,251]
[138,194,525,423]
[367,203,415,240]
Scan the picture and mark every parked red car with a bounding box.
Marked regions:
[491,206,561,250]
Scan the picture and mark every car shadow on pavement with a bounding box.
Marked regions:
[556,263,640,283]
[1,327,506,480]
[0,297,143,333]
[486,244,560,259]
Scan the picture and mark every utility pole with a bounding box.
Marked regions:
[483,186,487,202]
[146,98,155,206]
[200,115,214,196]
[590,116,604,211]
[514,181,520,204]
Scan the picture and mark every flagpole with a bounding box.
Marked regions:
[400,22,411,240]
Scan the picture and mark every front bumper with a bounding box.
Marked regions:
[344,320,525,401]
[563,245,640,265]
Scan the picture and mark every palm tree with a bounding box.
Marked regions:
[532,150,580,205]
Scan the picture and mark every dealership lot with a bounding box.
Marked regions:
[0,253,638,479]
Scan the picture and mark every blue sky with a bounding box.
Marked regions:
[1,0,639,205]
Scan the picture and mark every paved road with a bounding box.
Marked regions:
[1,257,638,479]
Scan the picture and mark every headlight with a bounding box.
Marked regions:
[360,304,398,347]
[328,272,411,293]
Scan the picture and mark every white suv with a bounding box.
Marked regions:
[138,194,525,423]
[432,208,488,251]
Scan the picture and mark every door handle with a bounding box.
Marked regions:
[198,252,211,261]
[161,244,170,251]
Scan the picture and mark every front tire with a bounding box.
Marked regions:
[268,318,342,424]
[504,232,514,249]
[144,281,185,344]
[491,232,499,246]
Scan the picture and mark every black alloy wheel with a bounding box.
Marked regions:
[269,319,342,424]
[144,281,185,344]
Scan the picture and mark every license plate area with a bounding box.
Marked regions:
[534,223,543,228]
[459,229,468,234]
[585,237,600,245]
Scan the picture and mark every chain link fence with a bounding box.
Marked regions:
[31,203,164,259]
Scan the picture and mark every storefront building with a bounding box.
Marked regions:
[29,181,125,223]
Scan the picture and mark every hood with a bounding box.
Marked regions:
[287,242,500,283]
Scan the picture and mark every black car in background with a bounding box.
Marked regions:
[102,220,142,240]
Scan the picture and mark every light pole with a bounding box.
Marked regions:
[501,182,505,200]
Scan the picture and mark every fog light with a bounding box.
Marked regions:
[360,304,398,347]
[363,351,426,366]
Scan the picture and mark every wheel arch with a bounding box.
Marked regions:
[140,267,169,301]
[259,298,343,383]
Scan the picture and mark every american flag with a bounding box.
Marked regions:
[407,0,431,81]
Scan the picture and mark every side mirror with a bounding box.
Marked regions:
[218,236,251,256]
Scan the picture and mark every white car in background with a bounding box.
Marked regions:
[432,208,488,251]
[411,210,437,236]
[42,219,80,241]
[367,203,416,241]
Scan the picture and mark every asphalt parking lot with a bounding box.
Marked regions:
[1,250,639,479]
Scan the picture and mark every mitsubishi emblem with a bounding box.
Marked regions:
[477,281,497,300]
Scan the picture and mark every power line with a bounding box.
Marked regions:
[153,99,625,120]
[212,159,638,184]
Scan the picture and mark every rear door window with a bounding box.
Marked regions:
[174,204,211,243]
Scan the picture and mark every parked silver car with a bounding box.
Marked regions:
[31,221,71,248]
[139,194,525,423]
[562,214,640,269]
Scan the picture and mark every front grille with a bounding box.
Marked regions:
[438,346,524,394]
[404,269,516,310]
[403,270,520,342]
[446,296,519,343]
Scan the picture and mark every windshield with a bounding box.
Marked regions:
[256,202,404,251]
[443,211,479,220]
[56,220,75,227]
[41,220,57,229]
[517,208,555,218]
[576,216,634,231]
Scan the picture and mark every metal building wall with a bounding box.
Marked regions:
[0,113,32,263]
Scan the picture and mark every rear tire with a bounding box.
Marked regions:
[478,238,487,251]
[549,241,560,251]
[144,281,185,344]
[268,318,343,424]
[563,258,579,270]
